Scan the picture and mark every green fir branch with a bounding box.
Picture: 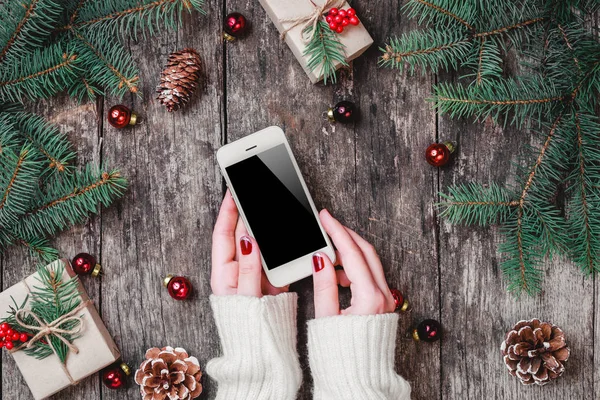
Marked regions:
[403,0,476,30]
[303,20,347,85]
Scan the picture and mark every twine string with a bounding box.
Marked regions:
[279,0,345,42]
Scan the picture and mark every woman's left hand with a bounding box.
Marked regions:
[211,190,289,297]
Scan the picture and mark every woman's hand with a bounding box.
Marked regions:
[312,209,396,318]
[211,190,288,297]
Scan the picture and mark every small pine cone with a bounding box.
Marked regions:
[156,49,201,112]
[135,346,202,400]
[501,319,570,386]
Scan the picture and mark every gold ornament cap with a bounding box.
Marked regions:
[412,328,420,341]
[443,141,456,153]
[223,32,236,42]
[91,263,102,278]
[163,274,174,287]
[128,112,137,126]
[326,108,335,122]
[399,299,410,313]
[120,363,131,376]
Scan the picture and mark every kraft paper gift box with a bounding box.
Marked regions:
[0,259,120,400]
[258,0,374,83]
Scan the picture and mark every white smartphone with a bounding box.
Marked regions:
[216,126,336,287]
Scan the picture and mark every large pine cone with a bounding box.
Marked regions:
[501,319,570,385]
[135,347,202,400]
[156,49,202,112]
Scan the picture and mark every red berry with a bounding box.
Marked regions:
[11,333,19,341]
[0,342,4,348]
[342,18,350,26]
[338,9,347,18]
[347,8,356,16]
[349,16,359,25]
[0,323,9,331]
[335,25,344,33]
[334,15,343,24]
[5,341,14,350]
[326,15,333,23]
[0,330,5,338]
[6,329,13,336]
[329,22,338,30]
[19,333,28,342]
[329,7,339,15]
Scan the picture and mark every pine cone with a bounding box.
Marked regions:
[156,49,201,112]
[501,319,570,386]
[135,346,202,400]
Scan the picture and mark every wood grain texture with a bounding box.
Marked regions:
[1,2,598,400]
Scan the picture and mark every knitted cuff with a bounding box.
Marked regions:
[308,313,411,400]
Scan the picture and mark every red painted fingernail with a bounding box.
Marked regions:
[312,254,325,272]
[240,236,252,255]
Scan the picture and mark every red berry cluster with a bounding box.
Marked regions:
[0,322,29,350]
[325,8,359,33]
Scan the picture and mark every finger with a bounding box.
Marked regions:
[312,252,339,318]
[344,227,393,306]
[334,250,343,267]
[237,236,263,297]
[336,269,351,287]
[319,209,376,290]
[262,272,289,296]
[234,216,248,261]
[212,190,239,266]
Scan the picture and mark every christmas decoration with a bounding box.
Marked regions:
[223,12,248,41]
[425,142,455,167]
[163,275,193,300]
[412,319,442,342]
[107,105,137,129]
[327,101,358,123]
[381,0,600,296]
[156,49,202,112]
[0,0,207,262]
[258,0,373,83]
[72,253,102,277]
[390,289,409,312]
[501,319,569,385]
[135,346,203,400]
[102,363,131,389]
[0,260,121,400]
[325,8,360,33]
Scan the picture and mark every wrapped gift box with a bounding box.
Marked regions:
[258,0,374,83]
[0,259,120,399]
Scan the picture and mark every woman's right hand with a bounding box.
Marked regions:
[312,209,396,318]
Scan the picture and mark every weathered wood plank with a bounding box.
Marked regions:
[1,95,102,399]
[99,3,224,399]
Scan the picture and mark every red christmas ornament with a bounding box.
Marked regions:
[425,142,455,167]
[390,289,409,312]
[163,275,193,300]
[101,363,131,389]
[326,7,360,33]
[327,100,358,123]
[223,12,248,41]
[72,253,102,277]
[413,319,442,342]
[107,105,137,129]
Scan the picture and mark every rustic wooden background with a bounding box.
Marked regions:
[2,1,598,399]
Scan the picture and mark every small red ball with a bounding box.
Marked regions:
[338,9,347,18]
[6,329,13,336]
[326,15,333,23]
[11,333,19,341]
[347,8,356,16]
[5,341,14,350]
[101,364,128,389]
[224,12,248,38]
[329,22,338,30]
[0,331,5,338]
[425,142,454,167]
[329,7,339,15]
[335,26,344,33]
[349,16,359,26]
[334,15,343,24]
[72,253,101,276]
[390,289,409,312]
[19,333,28,343]
[166,276,193,300]
[341,18,350,26]
[0,323,9,331]
[107,105,135,129]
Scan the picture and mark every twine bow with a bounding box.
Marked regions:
[14,301,89,354]
[279,0,346,42]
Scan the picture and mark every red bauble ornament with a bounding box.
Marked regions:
[107,105,137,129]
[390,289,409,312]
[425,142,455,167]
[326,7,359,33]
[327,101,358,124]
[413,319,442,342]
[163,275,193,300]
[223,12,248,41]
[72,253,102,277]
[102,363,131,389]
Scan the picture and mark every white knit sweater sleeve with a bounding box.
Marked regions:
[308,313,412,400]
[206,293,302,400]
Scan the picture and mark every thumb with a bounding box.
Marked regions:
[312,252,339,318]
[237,236,263,297]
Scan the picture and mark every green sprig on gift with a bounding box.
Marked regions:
[303,20,348,84]
[2,262,83,364]
[380,0,600,296]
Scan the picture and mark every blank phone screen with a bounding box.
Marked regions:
[226,144,326,269]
